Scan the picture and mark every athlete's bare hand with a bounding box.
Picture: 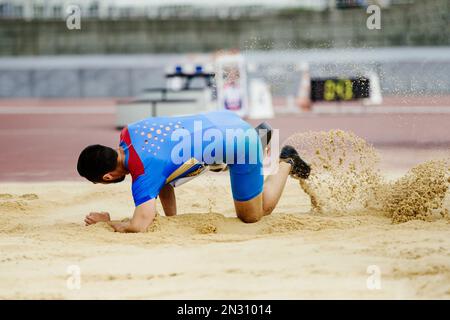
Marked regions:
[85,212,111,226]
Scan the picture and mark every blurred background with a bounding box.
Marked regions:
[0,0,449,181]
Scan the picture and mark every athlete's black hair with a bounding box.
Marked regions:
[77,144,118,183]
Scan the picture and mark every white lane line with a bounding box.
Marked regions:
[0,107,115,114]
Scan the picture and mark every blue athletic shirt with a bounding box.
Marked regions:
[119,111,257,206]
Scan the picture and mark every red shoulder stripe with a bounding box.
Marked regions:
[120,126,145,181]
[120,127,132,145]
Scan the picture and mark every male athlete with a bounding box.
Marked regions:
[77,110,310,233]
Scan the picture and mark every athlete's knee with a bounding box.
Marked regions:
[237,211,263,223]
[263,204,275,216]
[234,193,263,223]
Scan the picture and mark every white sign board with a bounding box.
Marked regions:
[215,54,248,117]
[249,79,274,119]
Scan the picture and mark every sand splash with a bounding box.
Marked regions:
[382,160,449,223]
[285,130,450,223]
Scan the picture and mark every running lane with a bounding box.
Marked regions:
[0,103,449,181]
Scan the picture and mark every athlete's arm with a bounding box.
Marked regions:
[108,199,157,233]
[159,184,177,216]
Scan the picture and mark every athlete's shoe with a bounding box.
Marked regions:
[280,145,311,179]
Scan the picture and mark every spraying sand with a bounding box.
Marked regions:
[0,131,449,299]
[285,130,449,223]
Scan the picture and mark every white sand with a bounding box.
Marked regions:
[1,172,449,299]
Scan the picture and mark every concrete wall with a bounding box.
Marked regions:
[1,48,450,98]
[0,0,449,56]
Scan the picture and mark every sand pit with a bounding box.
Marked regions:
[0,131,449,299]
